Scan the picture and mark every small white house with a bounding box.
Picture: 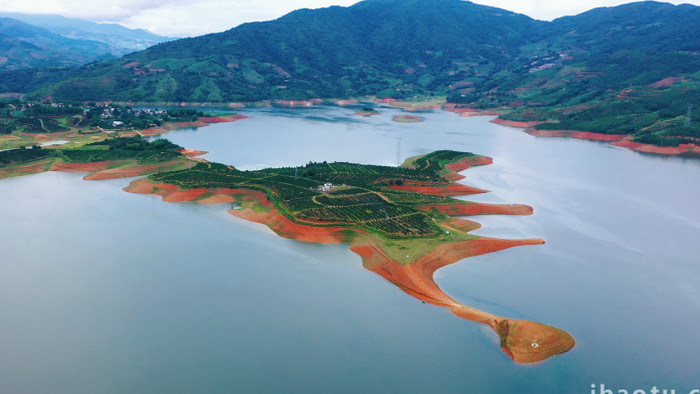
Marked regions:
[318,183,334,193]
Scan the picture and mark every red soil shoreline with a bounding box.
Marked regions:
[486,116,699,156]
[388,183,487,196]
[445,107,501,117]
[418,202,534,216]
[612,138,700,156]
[78,99,694,159]
[138,114,249,137]
[353,235,573,363]
[0,157,192,180]
[392,115,424,123]
[526,129,628,142]
[354,110,380,117]
[120,155,575,363]
[490,118,543,128]
[443,155,493,181]
[0,126,575,363]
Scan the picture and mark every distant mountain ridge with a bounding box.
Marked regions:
[30,0,551,101]
[0,12,174,55]
[8,0,700,143]
[0,17,116,70]
[25,0,697,102]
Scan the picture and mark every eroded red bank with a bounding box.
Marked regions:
[122,156,575,364]
[490,118,700,156]
[138,114,249,137]
[612,138,700,155]
[526,129,628,142]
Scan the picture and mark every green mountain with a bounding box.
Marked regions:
[0,17,117,70]
[0,15,172,93]
[475,2,700,142]
[0,12,174,55]
[16,0,700,141]
[26,0,550,102]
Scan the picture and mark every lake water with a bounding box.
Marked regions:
[1,106,698,393]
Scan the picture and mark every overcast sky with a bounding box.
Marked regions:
[0,0,698,37]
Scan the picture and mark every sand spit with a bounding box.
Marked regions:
[490,118,543,128]
[612,138,700,156]
[352,236,574,363]
[526,129,627,142]
[388,183,488,196]
[445,107,501,117]
[392,115,424,123]
[354,110,380,117]
[139,114,249,137]
[418,202,534,216]
[123,164,575,363]
[487,117,699,157]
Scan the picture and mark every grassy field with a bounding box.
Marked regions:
[150,150,484,240]
[0,135,187,178]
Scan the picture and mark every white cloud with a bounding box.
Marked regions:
[474,0,677,20]
[0,0,172,20]
[119,0,363,37]
[0,0,698,37]
[0,0,360,37]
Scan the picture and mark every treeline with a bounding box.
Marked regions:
[530,81,700,140]
[88,135,183,151]
[0,136,185,166]
[0,145,51,165]
[148,148,478,238]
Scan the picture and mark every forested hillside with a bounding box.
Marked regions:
[9,0,700,142]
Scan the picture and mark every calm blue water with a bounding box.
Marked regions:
[0,106,698,393]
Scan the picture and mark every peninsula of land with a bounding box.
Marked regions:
[129,149,575,363]
[0,133,574,363]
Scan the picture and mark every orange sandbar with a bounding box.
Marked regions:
[446,107,501,117]
[490,118,543,128]
[612,138,700,156]
[139,114,248,136]
[392,115,424,123]
[84,161,189,180]
[388,183,487,196]
[354,110,380,117]
[443,155,493,181]
[418,202,534,216]
[123,172,575,364]
[198,114,249,123]
[352,235,573,363]
[276,100,315,107]
[526,129,627,142]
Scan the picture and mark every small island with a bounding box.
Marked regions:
[354,106,380,117]
[0,100,247,151]
[392,114,424,123]
[0,136,574,363]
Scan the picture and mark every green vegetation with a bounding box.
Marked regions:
[150,150,479,238]
[406,150,470,172]
[358,106,379,114]
[21,0,544,102]
[15,116,70,133]
[0,135,184,166]
[525,79,700,142]
[0,141,481,241]
[58,135,184,164]
[0,146,52,165]
[1,0,697,145]
[0,17,116,72]
[0,120,15,134]
[0,144,490,264]
[81,105,205,130]
[0,101,217,137]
